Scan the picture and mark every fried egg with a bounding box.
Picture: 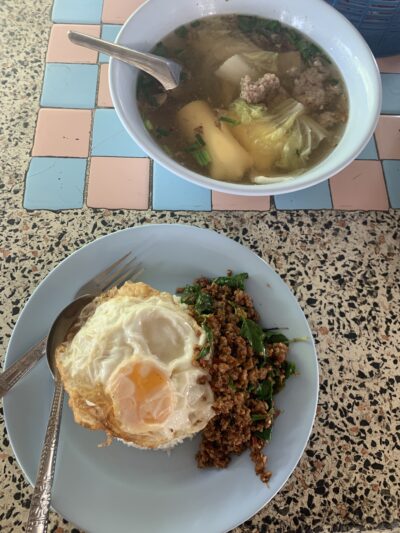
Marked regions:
[55,282,214,449]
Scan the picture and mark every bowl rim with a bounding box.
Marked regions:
[109,0,382,196]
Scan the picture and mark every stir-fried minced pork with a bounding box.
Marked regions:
[178,273,296,484]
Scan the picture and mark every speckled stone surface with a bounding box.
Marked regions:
[0,1,399,532]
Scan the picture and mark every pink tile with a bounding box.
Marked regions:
[330,161,389,211]
[377,55,400,73]
[46,24,100,63]
[375,115,400,159]
[87,157,150,209]
[97,64,113,107]
[212,191,270,211]
[32,108,91,157]
[102,0,146,23]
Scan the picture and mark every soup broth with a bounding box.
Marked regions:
[137,15,348,184]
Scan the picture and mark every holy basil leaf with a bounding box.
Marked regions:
[263,330,290,346]
[195,291,213,315]
[255,380,273,407]
[255,428,272,441]
[180,284,213,315]
[180,284,200,306]
[198,322,213,359]
[251,414,267,422]
[284,360,297,379]
[241,318,265,355]
[213,272,248,290]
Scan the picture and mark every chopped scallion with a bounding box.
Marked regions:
[219,116,240,126]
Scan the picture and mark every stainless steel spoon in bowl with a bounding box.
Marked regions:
[68,31,182,90]
[25,295,93,533]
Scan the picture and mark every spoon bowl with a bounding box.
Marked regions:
[26,294,94,533]
[46,295,94,377]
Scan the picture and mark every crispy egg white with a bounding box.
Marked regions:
[56,282,214,449]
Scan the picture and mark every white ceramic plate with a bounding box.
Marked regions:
[4,225,318,533]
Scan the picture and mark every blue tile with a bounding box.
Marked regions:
[41,64,98,109]
[356,135,378,160]
[152,164,212,211]
[92,109,147,157]
[24,157,86,210]
[274,180,332,210]
[381,74,400,114]
[382,160,400,208]
[100,25,123,63]
[52,0,103,23]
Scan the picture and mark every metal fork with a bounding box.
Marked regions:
[0,252,142,399]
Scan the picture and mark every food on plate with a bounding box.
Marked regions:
[178,271,300,483]
[55,281,214,449]
[137,14,348,184]
[56,273,301,483]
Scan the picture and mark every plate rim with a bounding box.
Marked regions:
[4,223,319,533]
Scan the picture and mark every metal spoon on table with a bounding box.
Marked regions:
[25,294,93,533]
[68,31,182,90]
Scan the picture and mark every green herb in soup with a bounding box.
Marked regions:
[137,15,348,184]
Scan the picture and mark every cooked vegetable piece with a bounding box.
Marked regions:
[177,100,253,181]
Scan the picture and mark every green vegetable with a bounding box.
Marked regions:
[219,116,240,126]
[285,28,330,64]
[329,78,339,85]
[263,330,290,346]
[156,127,169,137]
[284,361,297,379]
[240,318,266,355]
[162,144,172,156]
[180,284,213,315]
[144,119,153,131]
[191,20,201,27]
[238,15,258,33]
[198,322,213,360]
[212,272,248,290]
[228,377,237,391]
[255,428,272,441]
[229,99,267,124]
[255,380,273,407]
[195,291,213,315]
[185,134,212,167]
[251,414,267,422]
[238,15,281,35]
[175,25,188,38]
[153,41,168,57]
[230,98,327,172]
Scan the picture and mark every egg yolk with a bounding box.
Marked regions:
[109,360,173,431]
[130,362,172,424]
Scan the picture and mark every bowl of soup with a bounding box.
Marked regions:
[109,0,381,196]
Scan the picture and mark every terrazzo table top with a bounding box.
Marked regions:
[0,1,399,532]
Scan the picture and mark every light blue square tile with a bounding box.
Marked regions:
[152,164,212,211]
[356,135,378,160]
[100,25,123,63]
[92,109,147,157]
[382,160,400,208]
[274,180,332,210]
[381,74,400,114]
[24,157,86,210]
[52,0,103,23]
[41,64,98,109]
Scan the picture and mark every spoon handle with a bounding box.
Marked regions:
[68,31,181,90]
[26,380,64,533]
[0,338,47,399]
